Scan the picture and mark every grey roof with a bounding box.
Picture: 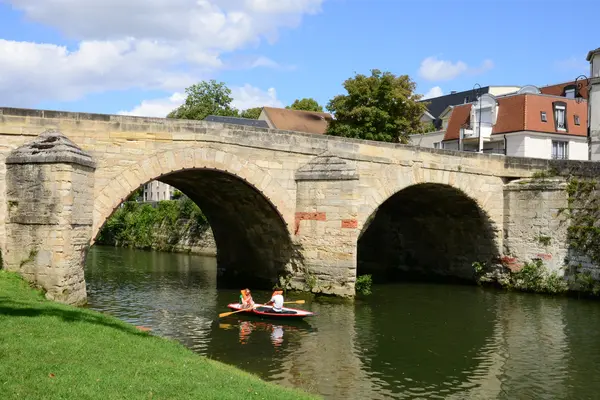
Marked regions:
[587,47,600,61]
[204,115,269,128]
[419,87,491,129]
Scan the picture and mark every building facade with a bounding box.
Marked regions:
[415,85,589,161]
[142,180,174,201]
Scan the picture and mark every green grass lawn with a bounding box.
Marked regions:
[0,271,318,400]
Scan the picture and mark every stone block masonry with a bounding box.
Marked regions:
[3,130,95,305]
[0,107,599,305]
[503,178,570,272]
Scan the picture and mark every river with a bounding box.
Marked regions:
[85,246,600,399]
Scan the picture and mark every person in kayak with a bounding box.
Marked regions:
[239,288,255,309]
[265,288,284,313]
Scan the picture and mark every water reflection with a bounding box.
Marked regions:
[218,320,304,349]
[85,246,600,400]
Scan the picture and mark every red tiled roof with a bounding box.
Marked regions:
[262,107,333,134]
[491,95,526,134]
[442,104,471,141]
[540,80,588,100]
[518,95,587,136]
[443,94,587,141]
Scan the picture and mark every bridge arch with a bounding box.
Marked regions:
[358,176,502,282]
[92,147,298,287]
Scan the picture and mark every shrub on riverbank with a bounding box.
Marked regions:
[0,271,318,400]
[96,196,209,251]
[473,258,600,296]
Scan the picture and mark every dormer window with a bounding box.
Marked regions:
[565,88,575,99]
[553,102,567,131]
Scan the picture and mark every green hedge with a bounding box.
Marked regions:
[96,197,209,251]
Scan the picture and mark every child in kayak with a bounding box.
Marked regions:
[239,288,255,309]
[265,288,284,312]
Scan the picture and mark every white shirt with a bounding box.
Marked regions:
[270,294,284,311]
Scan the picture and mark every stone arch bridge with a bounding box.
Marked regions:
[0,107,595,305]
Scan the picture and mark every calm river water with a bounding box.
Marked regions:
[85,246,600,400]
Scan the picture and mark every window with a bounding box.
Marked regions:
[552,140,569,160]
[565,88,575,99]
[433,142,441,149]
[553,103,566,131]
[464,96,469,104]
[574,115,580,125]
[541,111,547,122]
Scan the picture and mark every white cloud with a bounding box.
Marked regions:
[231,84,283,110]
[422,86,443,100]
[118,92,187,118]
[419,56,494,82]
[118,84,282,117]
[1,0,323,107]
[0,38,202,106]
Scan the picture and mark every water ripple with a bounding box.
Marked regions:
[86,248,600,400]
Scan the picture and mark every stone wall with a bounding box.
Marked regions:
[502,178,570,273]
[3,130,95,305]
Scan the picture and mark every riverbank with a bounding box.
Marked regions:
[96,198,216,255]
[0,271,317,400]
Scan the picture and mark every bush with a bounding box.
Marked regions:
[96,196,209,251]
[474,259,568,295]
[355,274,373,296]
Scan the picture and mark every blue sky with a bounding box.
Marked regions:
[0,0,598,117]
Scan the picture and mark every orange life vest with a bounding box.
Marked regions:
[240,289,250,301]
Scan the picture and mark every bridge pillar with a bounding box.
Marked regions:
[4,129,96,305]
[503,178,569,273]
[292,152,359,297]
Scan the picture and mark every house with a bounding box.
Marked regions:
[419,86,522,130]
[142,180,174,201]
[258,107,333,134]
[439,86,588,160]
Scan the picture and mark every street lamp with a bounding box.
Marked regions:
[473,83,482,153]
[575,74,590,104]
[575,75,591,159]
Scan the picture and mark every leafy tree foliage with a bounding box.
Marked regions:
[167,80,239,120]
[286,98,323,112]
[239,107,262,119]
[326,69,429,143]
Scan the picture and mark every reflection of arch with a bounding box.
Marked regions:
[359,182,501,282]
[92,148,298,287]
[92,148,296,240]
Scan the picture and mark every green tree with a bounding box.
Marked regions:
[326,69,429,143]
[167,80,239,120]
[286,98,323,112]
[417,122,437,134]
[240,107,262,119]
